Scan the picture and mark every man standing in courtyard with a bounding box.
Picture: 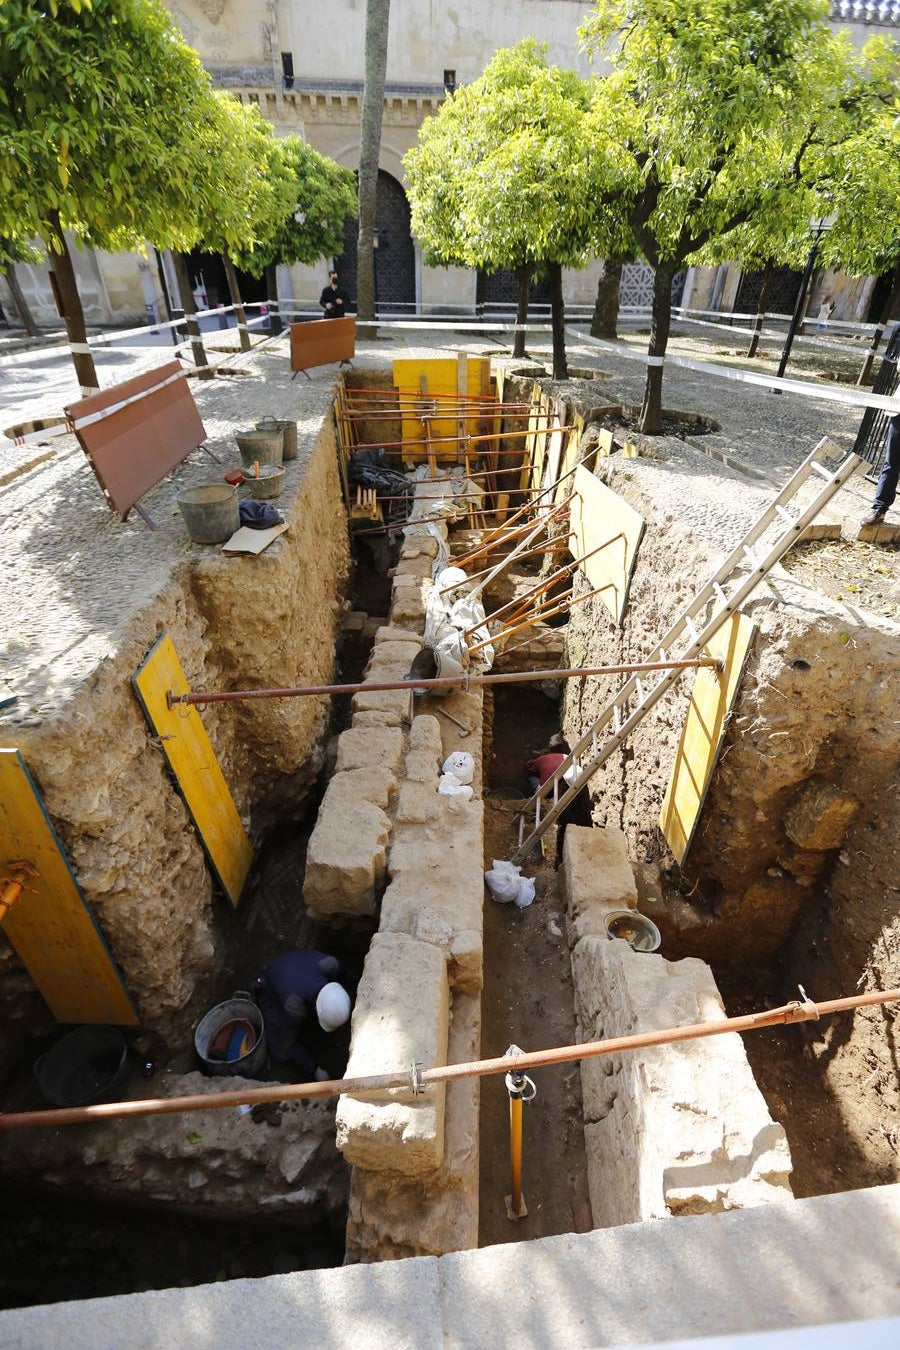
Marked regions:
[861,414,900,526]
[319,268,352,319]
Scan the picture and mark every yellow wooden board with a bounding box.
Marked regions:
[659,611,757,864]
[568,465,645,624]
[392,356,492,462]
[132,636,252,908]
[0,750,138,1025]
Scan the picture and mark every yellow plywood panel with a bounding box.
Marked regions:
[660,611,757,864]
[568,465,645,624]
[393,357,491,462]
[0,750,138,1025]
[132,636,252,908]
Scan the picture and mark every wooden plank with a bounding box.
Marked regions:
[0,750,138,1025]
[132,636,252,908]
[568,465,645,624]
[659,612,757,864]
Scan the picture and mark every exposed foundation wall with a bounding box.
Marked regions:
[0,419,349,1043]
[562,827,793,1226]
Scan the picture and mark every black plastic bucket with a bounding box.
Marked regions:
[34,1026,133,1107]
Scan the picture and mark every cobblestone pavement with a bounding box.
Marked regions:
[0,323,892,725]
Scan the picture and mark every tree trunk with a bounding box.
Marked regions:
[857,262,900,387]
[47,217,99,394]
[548,262,568,381]
[223,251,252,352]
[747,260,774,359]
[357,0,391,332]
[171,250,212,378]
[4,264,38,336]
[264,262,283,336]
[590,258,623,339]
[639,261,676,435]
[513,265,530,358]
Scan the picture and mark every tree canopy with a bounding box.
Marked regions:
[580,0,887,429]
[404,40,605,375]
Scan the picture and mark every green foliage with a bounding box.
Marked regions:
[0,0,216,252]
[580,0,859,269]
[230,138,357,277]
[404,41,605,274]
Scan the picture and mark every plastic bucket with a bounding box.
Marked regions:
[34,1025,133,1107]
[605,910,661,953]
[177,483,239,544]
[194,993,267,1079]
[236,429,283,469]
[255,418,298,462]
[246,464,285,500]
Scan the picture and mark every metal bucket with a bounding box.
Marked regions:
[177,483,239,544]
[236,429,283,469]
[605,910,661,953]
[245,464,285,500]
[34,1025,133,1107]
[194,992,267,1079]
[255,418,298,462]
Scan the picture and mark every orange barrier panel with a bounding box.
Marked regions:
[290,317,356,375]
[65,361,206,527]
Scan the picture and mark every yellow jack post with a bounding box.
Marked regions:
[504,1043,536,1221]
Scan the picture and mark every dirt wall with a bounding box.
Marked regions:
[0,419,349,1044]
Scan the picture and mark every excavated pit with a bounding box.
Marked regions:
[1,341,897,1306]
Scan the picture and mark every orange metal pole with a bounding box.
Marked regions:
[1,988,896,1131]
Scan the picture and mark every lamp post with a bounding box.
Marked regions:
[775,213,835,383]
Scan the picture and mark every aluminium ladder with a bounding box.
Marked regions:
[510,438,862,865]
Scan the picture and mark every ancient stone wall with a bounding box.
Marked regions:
[562,826,793,1225]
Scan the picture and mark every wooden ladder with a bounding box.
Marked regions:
[510,438,861,865]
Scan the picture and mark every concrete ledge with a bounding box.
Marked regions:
[5,1186,898,1348]
[561,825,638,944]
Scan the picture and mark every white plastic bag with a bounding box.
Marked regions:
[514,876,536,909]
[563,759,582,787]
[442,750,474,785]
[484,860,522,904]
[438,774,474,802]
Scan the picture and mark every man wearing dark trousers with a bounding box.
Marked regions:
[861,414,900,526]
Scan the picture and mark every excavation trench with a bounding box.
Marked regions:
[1,358,897,1303]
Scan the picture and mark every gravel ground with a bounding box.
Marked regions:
[1,322,895,723]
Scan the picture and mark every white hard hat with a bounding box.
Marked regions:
[316,982,351,1032]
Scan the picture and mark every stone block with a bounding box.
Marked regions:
[569,936,792,1229]
[393,552,434,579]
[390,582,431,630]
[319,766,396,812]
[375,625,427,644]
[561,826,638,944]
[304,795,391,918]
[799,521,842,542]
[335,726,405,775]
[409,714,443,756]
[395,780,438,824]
[380,875,483,993]
[369,640,423,667]
[352,711,405,729]
[351,688,411,721]
[337,933,449,1178]
[405,749,441,784]
[398,529,441,558]
[783,778,860,850]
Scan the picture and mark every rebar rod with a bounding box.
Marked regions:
[2,987,895,1131]
[166,658,721,709]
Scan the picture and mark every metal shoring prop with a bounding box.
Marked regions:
[504,1043,536,1221]
[165,658,722,710]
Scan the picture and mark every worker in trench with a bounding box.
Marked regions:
[523,734,593,867]
[254,950,356,1081]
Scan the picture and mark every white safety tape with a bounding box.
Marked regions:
[567,326,900,416]
[2,420,71,448]
[647,356,665,367]
[69,343,93,354]
[671,312,877,359]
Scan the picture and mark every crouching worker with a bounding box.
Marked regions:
[523,736,592,868]
[254,949,355,1081]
